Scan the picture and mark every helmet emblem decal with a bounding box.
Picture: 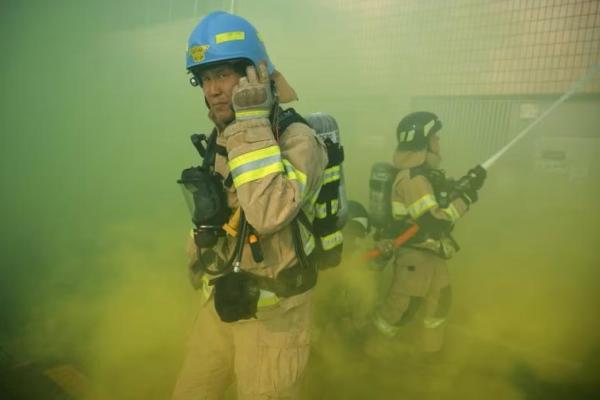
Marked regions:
[189,45,210,62]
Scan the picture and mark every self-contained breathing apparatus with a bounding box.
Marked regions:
[304,112,347,270]
[178,108,346,323]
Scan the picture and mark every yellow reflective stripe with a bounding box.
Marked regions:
[306,185,320,206]
[297,221,316,255]
[315,203,327,219]
[392,201,408,219]
[230,154,282,180]
[424,317,446,329]
[373,312,399,337]
[228,146,284,187]
[201,275,213,299]
[229,145,281,171]
[304,233,316,255]
[320,230,343,250]
[442,203,460,222]
[322,165,341,184]
[408,194,437,218]
[257,290,280,308]
[282,159,307,197]
[331,199,339,214]
[215,31,245,43]
[232,162,284,187]
[236,110,270,119]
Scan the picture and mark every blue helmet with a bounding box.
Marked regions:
[186,11,274,74]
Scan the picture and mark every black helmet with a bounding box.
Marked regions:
[396,111,442,151]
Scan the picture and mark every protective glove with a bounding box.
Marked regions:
[455,164,487,205]
[374,239,395,258]
[232,62,275,121]
[465,165,487,191]
[459,187,479,205]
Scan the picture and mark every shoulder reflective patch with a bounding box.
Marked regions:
[189,45,209,62]
[216,31,246,44]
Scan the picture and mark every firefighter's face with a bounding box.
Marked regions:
[199,65,242,128]
[428,133,441,155]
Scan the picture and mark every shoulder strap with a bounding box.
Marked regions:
[272,107,309,139]
[202,129,218,170]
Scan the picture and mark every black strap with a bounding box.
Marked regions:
[271,107,309,139]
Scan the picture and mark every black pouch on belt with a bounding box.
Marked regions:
[213,270,261,323]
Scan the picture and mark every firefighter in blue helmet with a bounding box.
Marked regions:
[172,11,327,400]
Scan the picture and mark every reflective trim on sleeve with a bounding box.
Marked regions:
[228,145,281,171]
[231,162,285,187]
[320,230,343,250]
[372,313,399,337]
[228,146,284,187]
[392,201,409,219]
[408,194,437,218]
[282,159,307,197]
[423,317,446,329]
[322,165,341,184]
[441,203,460,222]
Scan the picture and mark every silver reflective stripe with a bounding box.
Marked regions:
[373,313,399,337]
[320,230,343,250]
[423,317,446,329]
[299,222,316,255]
[229,154,281,179]
[322,165,341,184]
[282,159,307,197]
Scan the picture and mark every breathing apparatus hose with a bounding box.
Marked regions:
[364,63,600,261]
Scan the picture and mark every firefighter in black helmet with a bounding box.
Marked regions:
[369,111,486,357]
